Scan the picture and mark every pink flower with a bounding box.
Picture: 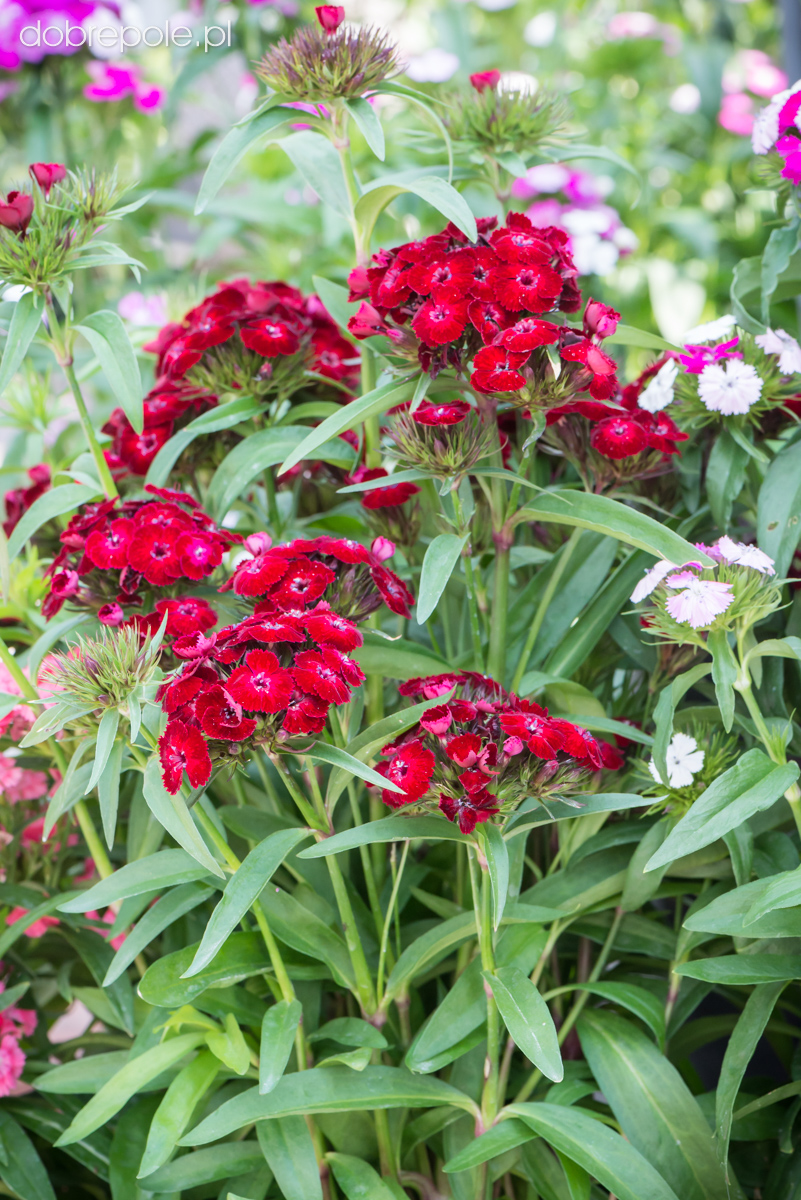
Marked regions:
[718,92,755,136]
[665,578,734,629]
[84,63,164,113]
[630,559,678,603]
[5,908,59,939]
[0,1034,25,1097]
[117,292,168,327]
[0,755,49,803]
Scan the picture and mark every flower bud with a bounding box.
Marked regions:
[583,298,620,340]
[315,5,345,33]
[0,191,33,236]
[469,70,501,92]
[29,162,66,197]
[98,602,125,626]
[245,532,273,556]
[371,536,396,562]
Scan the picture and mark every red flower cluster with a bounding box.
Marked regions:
[222,533,414,621]
[106,279,359,478]
[546,394,687,461]
[43,485,239,624]
[349,465,421,510]
[145,278,357,391]
[347,213,587,388]
[157,600,365,793]
[374,672,622,833]
[3,465,50,537]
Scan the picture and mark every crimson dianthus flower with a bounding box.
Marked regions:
[227,649,295,713]
[160,720,213,793]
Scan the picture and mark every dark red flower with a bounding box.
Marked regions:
[268,558,336,607]
[499,702,564,759]
[3,464,50,537]
[240,319,300,358]
[471,346,527,394]
[175,531,224,581]
[399,673,465,699]
[144,484,200,508]
[590,414,649,460]
[446,732,482,768]
[227,649,294,713]
[376,740,435,808]
[501,318,561,353]
[195,686,257,741]
[173,631,217,659]
[407,252,475,297]
[116,423,173,476]
[353,467,421,510]
[412,292,469,347]
[439,789,499,833]
[230,551,293,597]
[155,597,218,637]
[292,648,353,704]
[370,565,414,618]
[468,299,515,344]
[315,4,345,31]
[470,70,501,92]
[126,525,181,586]
[413,401,470,426]
[85,518,135,570]
[29,162,66,196]
[645,410,688,455]
[491,259,563,311]
[304,604,363,651]
[282,691,330,736]
[0,191,33,235]
[159,720,212,794]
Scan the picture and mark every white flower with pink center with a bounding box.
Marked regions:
[664,575,734,628]
[715,536,776,575]
[697,360,763,415]
[630,558,677,603]
[649,732,705,788]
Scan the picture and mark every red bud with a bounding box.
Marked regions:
[29,162,66,197]
[315,5,345,33]
[0,191,33,235]
[469,70,501,93]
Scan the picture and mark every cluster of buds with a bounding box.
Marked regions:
[630,535,781,644]
[387,398,498,482]
[441,69,569,162]
[39,625,162,718]
[373,672,622,833]
[0,163,126,288]
[42,485,240,629]
[222,533,414,621]
[255,6,399,101]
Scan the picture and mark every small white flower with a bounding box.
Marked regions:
[648,732,705,788]
[405,49,460,83]
[664,577,735,628]
[630,559,677,603]
[697,360,763,416]
[669,83,701,114]
[715,535,776,575]
[638,358,679,413]
[684,314,736,343]
[755,327,801,375]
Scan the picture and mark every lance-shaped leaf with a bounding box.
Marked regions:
[146,395,263,488]
[483,822,509,930]
[345,96,385,159]
[301,741,404,794]
[260,999,302,1094]
[142,757,225,879]
[184,827,310,976]
[60,849,211,912]
[258,1117,323,1200]
[195,105,294,212]
[0,292,43,398]
[485,967,563,1082]
[75,311,143,433]
[417,533,468,624]
[103,882,214,986]
[328,1153,398,1200]
[138,1051,219,1178]
[709,630,738,733]
[757,437,801,575]
[0,1111,56,1200]
[139,1143,264,1192]
[299,814,472,859]
[354,175,477,247]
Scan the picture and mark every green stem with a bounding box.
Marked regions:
[510,527,582,694]
[263,468,281,535]
[451,490,484,672]
[736,664,801,835]
[377,840,409,1000]
[348,783,386,946]
[487,545,510,683]
[326,850,378,1016]
[271,754,327,831]
[469,846,500,1128]
[74,801,114,880]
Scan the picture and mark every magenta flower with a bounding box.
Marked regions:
[664,578,734,629]
[84,62,164,113]
[678,335,741,374]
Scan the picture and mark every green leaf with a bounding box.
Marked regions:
[345,96,385,159]
[142,757,225,879]
[312,275,361,331]
[328,1153,397,1200]
[578,1010,730,1200]
[195,106,293,212]
[104,882,214,986]
[745,635,801,668]
[555,142,640,181]
[730,255,764,333]
[138,1051,219,1178]
[682,876,801,937]
[298,814,471,859]
[309,1017,389,1050]
[0,891,78,958]
[206,1012,250,1075]
[548,981,666,1046]
[354,631,450,679]
[8,482,101,561]
[75,311,143,433]
[483,823,509,930]
[761,218,800,321]
[140,1143,264,1191]
[709,630,738,733]
[355,176,477,248]
[275,130,352,217]
[181,1067,477,1145]
[0,293,43,399]
[139,932,271,1008]
[257,1117,323,1200]
[674,955,800,984]
[59,849,210,912]
[277,377,415,476]
[715,983,786,1182]
[487,967,563,1082]
[97,738,124,850]
[744,865,801,924]
[88,708,120,793]
[516,492,712,566]
[184,827,310,976]
[0,1112,56,1200]
[417,534,468,624]
[645,750,800,871]
[706,430,749,534]
[605,324,678,353]
[481,1103,681,1200]
[757,437,801,576]
[619,820,669,912]
[437,1117,534,1172]
[206,424,356,522]
[146,395,263,488]
[302,741,404,794]
[0,981,29,1012]
[651,663,712,784]
[260,1000,302,1094]
[56,1034,205,1145]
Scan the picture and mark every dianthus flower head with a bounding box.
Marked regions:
[697,359,763,416]
[255,16,399,101]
